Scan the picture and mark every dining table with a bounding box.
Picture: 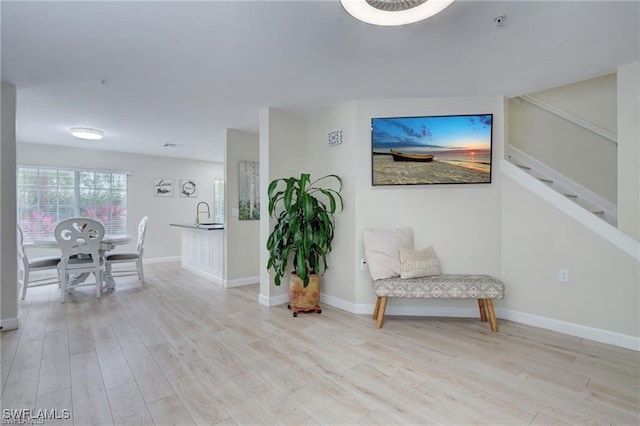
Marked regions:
[34,234,132,291]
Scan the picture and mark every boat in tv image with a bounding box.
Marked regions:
[389,149,434,162]
[371,114,493,186]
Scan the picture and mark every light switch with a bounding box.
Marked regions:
[231,208,239,217]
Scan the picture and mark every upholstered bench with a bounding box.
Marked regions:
[372,274,505,332]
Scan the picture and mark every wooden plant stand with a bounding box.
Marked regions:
[288,273,321,317]
[287,304,322,317]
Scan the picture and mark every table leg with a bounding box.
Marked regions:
[103,270,116,290]
[101,248,117,291]
[67,272,90,293]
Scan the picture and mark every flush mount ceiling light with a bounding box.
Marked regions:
[70,127,104,140]
[340,0,455,26]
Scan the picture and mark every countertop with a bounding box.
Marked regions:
[170,223,224,230]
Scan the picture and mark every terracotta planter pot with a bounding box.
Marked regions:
[289,273,320,309]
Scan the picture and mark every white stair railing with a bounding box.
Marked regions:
[519,95,617,145]
[501,159,638,261]
[506,145,617,227]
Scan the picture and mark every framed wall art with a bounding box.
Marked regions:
[180,179,198,197]
[154,178,174,197]
[239,161,260,220]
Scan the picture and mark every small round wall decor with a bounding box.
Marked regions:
[180,179,198,197]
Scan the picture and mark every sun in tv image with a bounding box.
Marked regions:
[371,114,493,185]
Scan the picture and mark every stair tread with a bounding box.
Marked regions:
[507,155,614,226]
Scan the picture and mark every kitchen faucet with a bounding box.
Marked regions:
[196,201,211,225]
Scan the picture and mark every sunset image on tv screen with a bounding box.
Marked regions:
[371,114,493,186]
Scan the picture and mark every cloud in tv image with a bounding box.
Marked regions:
[371,114,493,185]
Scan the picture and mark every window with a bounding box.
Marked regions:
[17,166,129,242]
[213,179,225,223]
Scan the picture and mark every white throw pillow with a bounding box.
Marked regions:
[362,227,413,280]
[399,246,441,279]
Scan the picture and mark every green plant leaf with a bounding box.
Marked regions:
[266,173,343,286]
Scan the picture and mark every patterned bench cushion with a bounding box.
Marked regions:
[374,274,505,299]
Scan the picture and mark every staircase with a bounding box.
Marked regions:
[506,145,617,227]
[507,94,618,227]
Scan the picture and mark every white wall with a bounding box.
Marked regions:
[508,74,618,203]
[280,96,505,311]
[259,109,308,305]
[225,129,260,285]
[532,73,617,133]
[306,102,358,304]
[352,97,505,309]
[1,83,18,330]
[17,143,223,261]
[617,62,640,240]
[264,93,638,347]
[501,176,639,338]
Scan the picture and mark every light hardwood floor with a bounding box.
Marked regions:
[1,262,638,425]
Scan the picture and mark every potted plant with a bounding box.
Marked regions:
[266,173,343,315]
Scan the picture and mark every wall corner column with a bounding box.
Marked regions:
[258,108,272,306]
[617,62,640,241]
[1,82,19,330]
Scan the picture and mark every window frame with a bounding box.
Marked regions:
[17,164,131,242]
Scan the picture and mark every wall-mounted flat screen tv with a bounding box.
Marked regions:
[371,114,493,186]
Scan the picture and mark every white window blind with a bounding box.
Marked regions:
[17,166,129,241]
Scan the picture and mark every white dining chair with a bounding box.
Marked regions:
[54,217,105,302]
[105,216,148,283]
[17,225,61,300]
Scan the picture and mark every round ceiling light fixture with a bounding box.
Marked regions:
[340,0,455,26]
[70,127,104,140]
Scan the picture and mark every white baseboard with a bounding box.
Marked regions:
[143,256,181,264]
[258,293,288,307]
[155,256,256,288]
[153,259,257,290]
[168,259,640,351]
[318,295,639,352]
[321,294,480,318]
[0,317,19,331]
[225,276,259,288]
[498,308,639,351]
[320,294,362,313]
[181,265,223,286]
[258,294,269,306]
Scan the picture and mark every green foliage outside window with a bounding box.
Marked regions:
[17,167,129,241]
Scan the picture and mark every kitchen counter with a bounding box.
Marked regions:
[170,223,224,230]
[170,223,224,284]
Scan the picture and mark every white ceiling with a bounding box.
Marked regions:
[2,1,638,163]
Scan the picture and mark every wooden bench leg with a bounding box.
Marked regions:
[486,298,499,332]
[373,296,381,319]
[478,299,487,322]
[375,296,388,329]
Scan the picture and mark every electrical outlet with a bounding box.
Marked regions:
[360,258,368,270]
[559,269,569,283]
